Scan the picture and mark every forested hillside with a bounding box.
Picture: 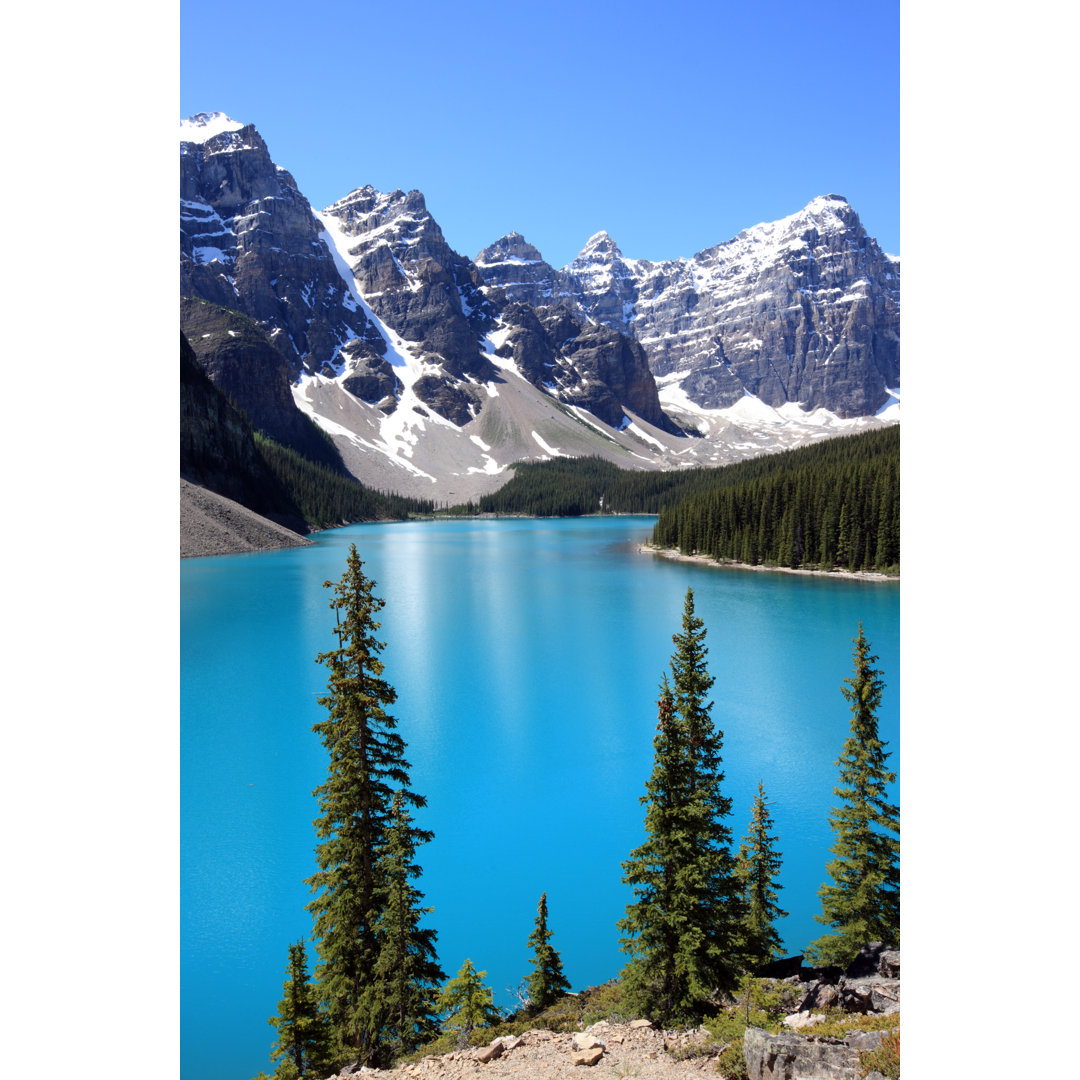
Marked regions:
[463,428,898,574]
[469,457,709,516]
[182,332,435,529]
[652,427,898,573]
[254,434,435,524]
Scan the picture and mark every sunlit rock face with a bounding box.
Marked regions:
[479,196,900,419]
[180,115,376,381]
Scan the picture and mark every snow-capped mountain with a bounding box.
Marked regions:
[180,114,380,378]
[179,113,898,500]
[477,196,900,421]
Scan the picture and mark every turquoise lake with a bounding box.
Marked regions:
[180,516,899,1080]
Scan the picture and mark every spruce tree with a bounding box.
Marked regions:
[306,544,429,1067]
[735,782,788,968]
[618,589,744,1025]
[525,892,571,1012]
[371,791,445,1059]
[437,959,501,1041]
[267,940,332,1080]
[807,624,899,967]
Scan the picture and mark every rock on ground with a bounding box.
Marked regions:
[743,1026,888,1080]
[180,478,312,558]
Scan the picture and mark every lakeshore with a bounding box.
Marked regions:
[639,544,899,582]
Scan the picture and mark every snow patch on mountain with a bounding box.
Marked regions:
[293,374,442,482]
[876,387,900,420]
[316,221,423,377]
[625,422,667,450]
[658,376,899,434]
[467,454,507,476]
[180,112,245,142]
[531,432,565,457]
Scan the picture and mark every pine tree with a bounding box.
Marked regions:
[437,959,501,1041]
[306,544,429,1067]
[525,892,571,1012]
[735,782,788,968]
[268,940,332,1079]
[807,624,899,967]
[371,790,445,1059]
[618,589,744,1025]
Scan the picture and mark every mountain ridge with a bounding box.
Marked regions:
[179,113,898,502]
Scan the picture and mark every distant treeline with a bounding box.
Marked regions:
[254,433,436,527]
[653,427,899,572]
[465,457,725,517]
[458,427,898,573]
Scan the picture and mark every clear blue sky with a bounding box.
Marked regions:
[180,0,899,267]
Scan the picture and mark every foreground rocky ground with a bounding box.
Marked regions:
[324,946,899,1080]
[180,478,312,558]
[327,1021,724,1080]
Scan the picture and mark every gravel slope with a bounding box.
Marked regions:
[327,1021,723,1080]
[180,478,313,558]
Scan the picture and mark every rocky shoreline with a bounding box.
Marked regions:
[639,545,899,582]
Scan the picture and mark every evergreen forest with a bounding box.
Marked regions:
[651,427,899,573]
[459,427,899,574]
[253,433,436,526]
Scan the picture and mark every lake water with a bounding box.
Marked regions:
[181,517,899,1080]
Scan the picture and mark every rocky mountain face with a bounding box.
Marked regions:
[477,197,900,419]
[490,302,677,432]
[181,114,662,440]
[473,232,571,308]
[474,237,679,433]
[179,114,898,500]
[180,296,342,468]
[180,115,377,380]
[317,185,499,425]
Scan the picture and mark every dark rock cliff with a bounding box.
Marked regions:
[180,121,375,379]
[180,298,343,470]
[180,331,302,525]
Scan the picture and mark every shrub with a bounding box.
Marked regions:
[858,1026,900,1078]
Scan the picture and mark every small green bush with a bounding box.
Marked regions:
[579,980,634,1025]
[715,1041,749,1080]
[857,1026,900,1078]
[811,1011,899,1040]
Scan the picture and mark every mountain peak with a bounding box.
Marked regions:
[475,232,546,266]
[576,231,622,260]
[180,112,245,143]
[794,193,857,229]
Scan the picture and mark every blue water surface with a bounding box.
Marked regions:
[181,517,899,1080]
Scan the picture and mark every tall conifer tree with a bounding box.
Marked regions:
[735,782,788,968]
[525,892,571,1011]
[268,940,332,1079]
[371,791,445,1059]
[807,624,899,966]
[618,589,744,1025]
[306,544,430,1067]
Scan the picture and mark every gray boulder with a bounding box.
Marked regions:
[743,1026,886,1080]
